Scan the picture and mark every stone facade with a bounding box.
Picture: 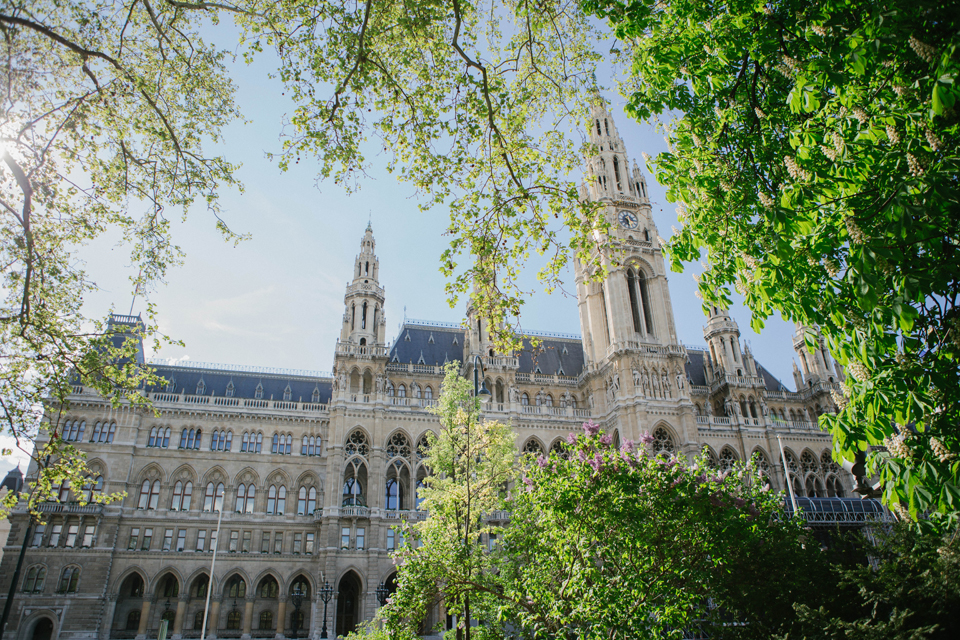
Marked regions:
[0,103,850,640]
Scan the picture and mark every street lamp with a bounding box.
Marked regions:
[291,585,304,640]
[375,582,390,608]
[319,581,334,639]
[473,355,491,403]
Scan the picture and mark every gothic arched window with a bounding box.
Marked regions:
[652,428,675,455]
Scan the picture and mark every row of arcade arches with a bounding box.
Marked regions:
[111,569,398,638]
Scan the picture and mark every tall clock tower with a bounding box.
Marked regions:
[575,100,682,370]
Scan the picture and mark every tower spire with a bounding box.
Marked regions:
[340,225,386,346]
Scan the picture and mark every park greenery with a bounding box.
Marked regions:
[347,368,960,638]
[1,0,957,528]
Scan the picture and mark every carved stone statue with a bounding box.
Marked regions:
[676,372,686,391]
[661,373,670,397]
[705,400,713,417]
[375,374,384,394]
[510,385,519,403]
[613,373,620,393]
[642,371,650,395]
[724,398,733,417]
[633,368,642,389]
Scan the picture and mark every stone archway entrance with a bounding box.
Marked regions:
[335,572,362,637]
[30,618,54,640]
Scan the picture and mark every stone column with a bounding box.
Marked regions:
[242,598,255,639]
[275,600,287,639]
[101,595,119,640]
[208,599,222,640]
[172,596,188,639]
[135,598,153,640]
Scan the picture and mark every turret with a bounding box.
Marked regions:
[340,223,386,346]
[792,324,837,384]
[703,306,745,376]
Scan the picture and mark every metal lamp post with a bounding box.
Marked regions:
[319,581,334,639]
[473,355,491,404]
[291,585,304,640]
[375,582,389,608]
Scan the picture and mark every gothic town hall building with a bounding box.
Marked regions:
[1,104,851,640]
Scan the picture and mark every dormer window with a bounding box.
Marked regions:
[534,366,542,374]
[428,333,435,344]
[562,345,569,355]
[404,331,411,342]
[312,387,321,403]
[255,383,263,400]
[196,379,205,395]
[452,335,459,345]
[283,385,292,402]
[225,382,235,398]
[165,377,176,393]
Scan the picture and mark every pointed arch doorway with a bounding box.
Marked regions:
[335,571,362,637]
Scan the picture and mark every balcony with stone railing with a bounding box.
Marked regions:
[69,386,330,416]
[38,502,105,515]
[335,341,389,358]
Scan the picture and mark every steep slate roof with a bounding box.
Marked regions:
[517,337,585,376]
[389,325,466,366]
[684,348,709,387]
[758,364,790,392]
[146,365,333,404]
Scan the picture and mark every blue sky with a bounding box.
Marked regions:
[0,27,802,478]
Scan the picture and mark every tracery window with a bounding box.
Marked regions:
[416,433,431,461]
[550,440,569,460]
[297,486,317,515]
[255,383,263,400]
[718,448,738,472]
[283,385,292,401]
[267,485,287,515]
[345,430,369,457]
[652,427,675,455]
[226,576,246,598]
[523,439,543,456]
[138,480,161,510]
[386,432,411,459]
[236,484,256,514]
[203,482,224,512]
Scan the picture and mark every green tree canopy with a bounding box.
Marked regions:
[584,0,960,525]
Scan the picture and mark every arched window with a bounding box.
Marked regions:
[277,486,286,515]
[312,388,321,403]
[544,394,553,407]
[285,434,292,455]
[255,383,263,400]
[225,431,233,451]
[179,429,188,449]
[267,485,287,515]
[258,577,278,598]
[172,482,184,510]
[424,386,433,400]
[226,576,246,599]
[308,487,317,513]
[342,478,363,506]
[283,385,292,402]
[196,380,205,395]
[138,480,150,509]
[259,611,274,630]
[242,432,250,452]
[149,427,158,447]
[162,427,170,448]
[361,301,368,329]
[236,484,246,513]
[245,484,255,513]
[192,611,204,631]
[387,433,411,459]
[719,448,738,472]
[521,393,529,406]
[596,119,602,136]
[255,432,263,453]
[159,574,180,597]
[385,478,400,510]
[203,482,224,512]
[211,431,220,451]
[22,566,46,593]
[225,381,235,398]
[550,440,569,460]
[626,269,644,334]
[301,436,308,455]
[397,384,406,398]
[613,156,622,191]
[58,566,80,593]
[272,433,280,454]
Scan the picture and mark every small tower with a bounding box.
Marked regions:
[792,324,836,384]
[340,223,386,347]
[703,306,746,376]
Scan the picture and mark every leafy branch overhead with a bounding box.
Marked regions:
[585,0,960,525]
[240,0,609,350]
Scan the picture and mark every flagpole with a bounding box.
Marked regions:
[201,504,223,640]
[777,435,800,516]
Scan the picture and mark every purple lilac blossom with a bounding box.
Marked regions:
[599,433,613,446]
[566,432,577,445]
[582,421,601,437]
[639,431,655,445]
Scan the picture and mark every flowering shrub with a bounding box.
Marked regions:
[499,421,809,639]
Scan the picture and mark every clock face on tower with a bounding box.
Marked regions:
[617,210,639,229]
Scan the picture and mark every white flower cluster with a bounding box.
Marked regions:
[877,256,895,276]
[907,152,925,177]
[845,216,867,243]
[830,389,848,410]
[885,432,912,460]
[931,437,956,463]
[824,258,840,277]
[852,107,869,124]
[909,36,938,64]
[886,124,900,144]
[820,145,838,161]
[735,280,747,295]
[785,156,810,181]
[693,158,703,172]
[742,253,758,269]
[656,235,668,246]
[758,192,774,208]
[714,105,723,119]
[720,180,732,192]
[642,151,651,162]
[892,84,911,98]
[754,106,767,119]
[832,131,845,152]
[692,272,701,284]
[846,360,870,381]
[676,203,688,221]
[893,501,911,521]
[692,133,701,147]
[925,128,942,152]
[811,24,829,37]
